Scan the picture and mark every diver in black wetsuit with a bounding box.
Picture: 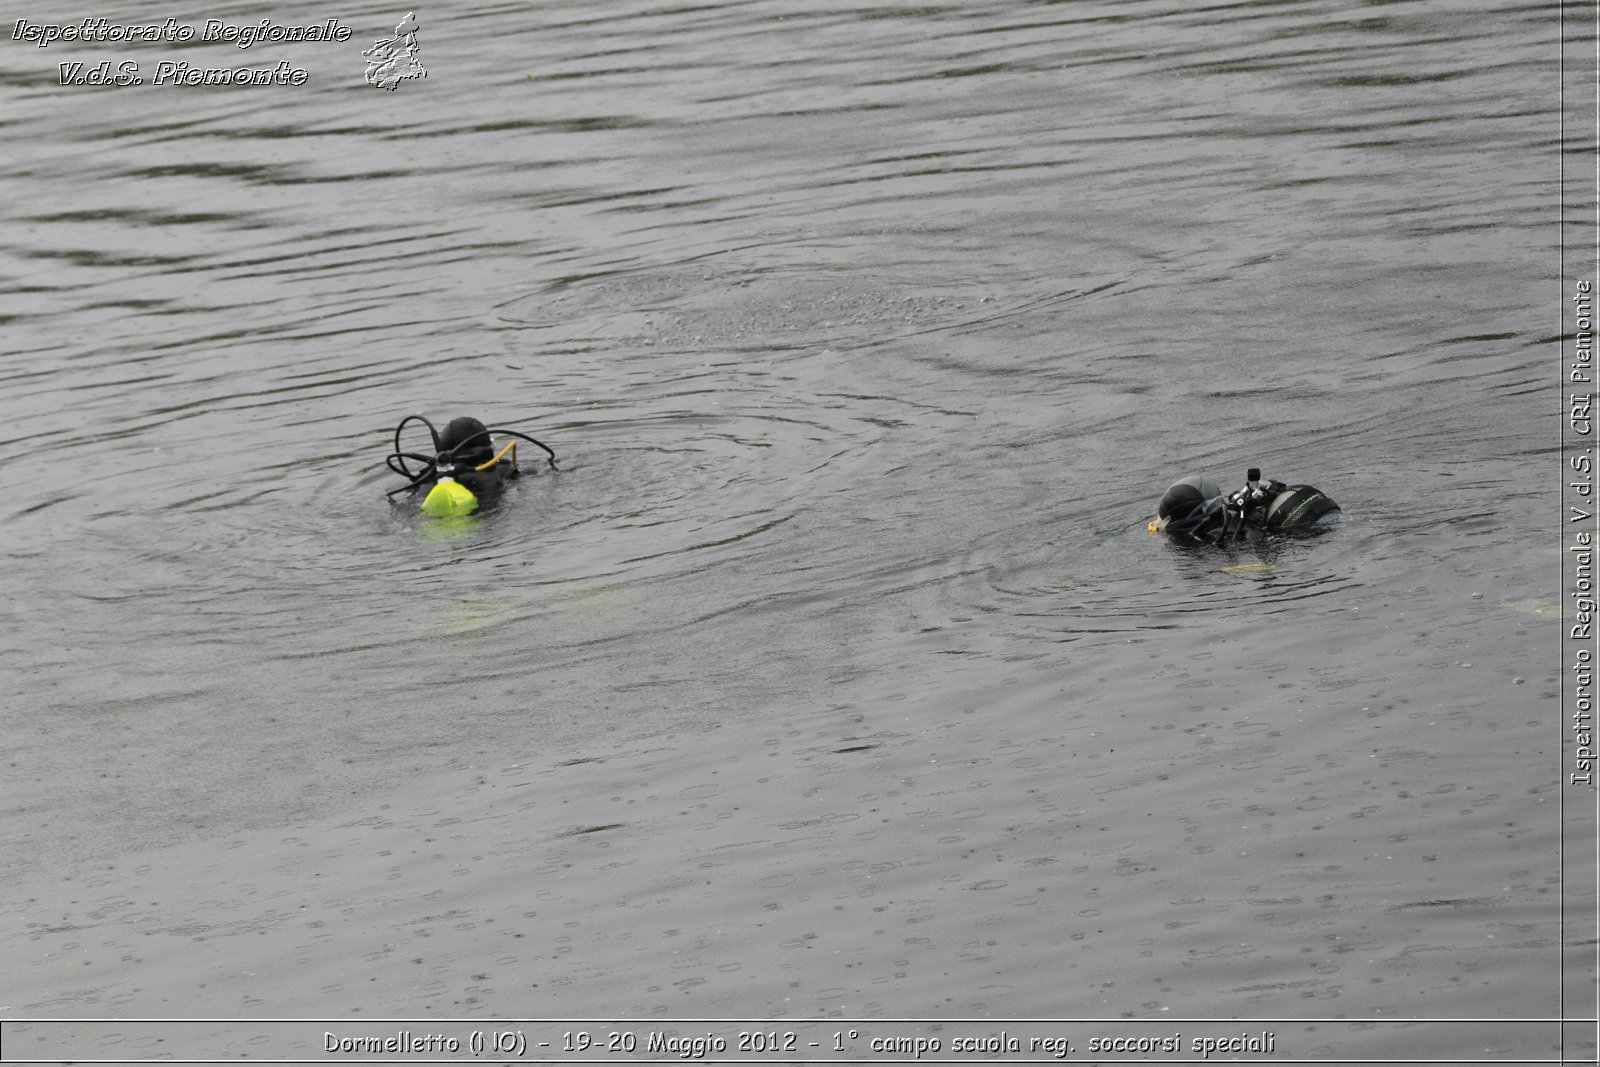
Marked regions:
[1151,469,1340,544]
[385,414,557,517]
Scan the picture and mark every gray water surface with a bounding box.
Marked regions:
[0,0,1573,1057]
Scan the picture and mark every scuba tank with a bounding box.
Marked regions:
[1261,483,1340,530]
[423,417,500,517]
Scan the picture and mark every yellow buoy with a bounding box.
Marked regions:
[420,476,478,518]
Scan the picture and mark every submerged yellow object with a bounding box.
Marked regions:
[420,476,478,518]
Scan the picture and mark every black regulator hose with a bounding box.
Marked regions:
[485,428,558,469]
[432,426,558,470]
[391,415,443,479]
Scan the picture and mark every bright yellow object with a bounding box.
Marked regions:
[420,476,478,518]
[1147,518,1162,534]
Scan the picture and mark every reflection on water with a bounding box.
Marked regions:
[0,0,1566,1040]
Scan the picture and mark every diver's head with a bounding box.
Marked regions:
[1155,474,1223,536]
[438,416,494,468]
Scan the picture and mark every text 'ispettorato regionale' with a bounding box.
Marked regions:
[11,18,353,48]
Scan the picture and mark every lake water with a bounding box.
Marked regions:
[0,0,1585,1062]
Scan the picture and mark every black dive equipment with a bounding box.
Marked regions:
[1153,469,1339,543]
[385,414,557,517]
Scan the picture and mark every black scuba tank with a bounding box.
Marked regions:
[437,416,495,469]
[1261,485,1340,530]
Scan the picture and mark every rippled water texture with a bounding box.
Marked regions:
[0,0,1575,1056]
